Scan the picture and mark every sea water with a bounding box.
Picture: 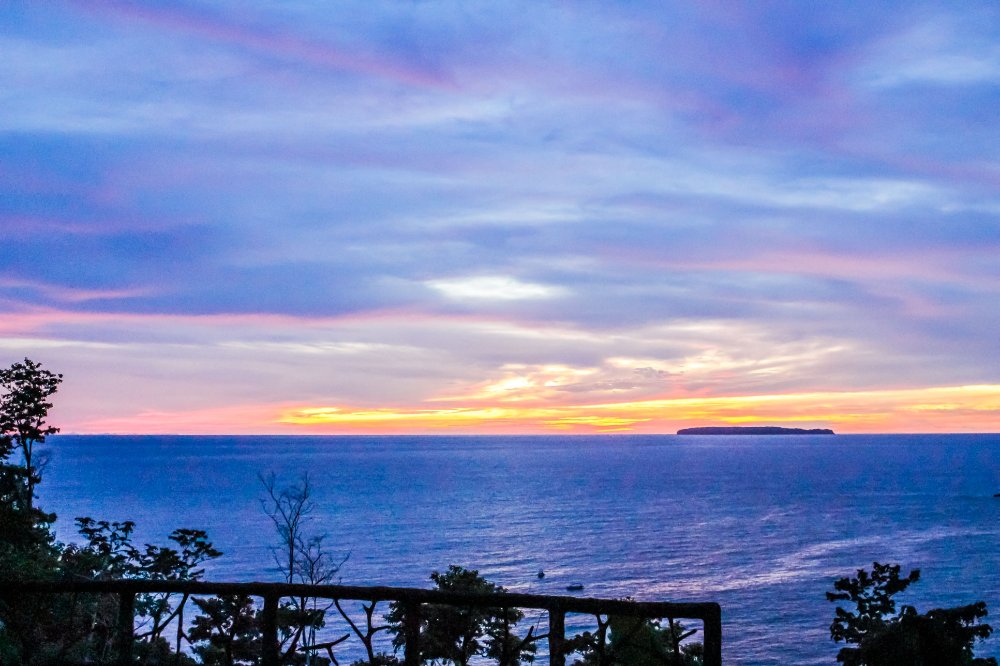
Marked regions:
[37,434,1000,664]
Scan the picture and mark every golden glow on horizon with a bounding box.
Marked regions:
[67,385,1000,435]
[277,384,1000,434]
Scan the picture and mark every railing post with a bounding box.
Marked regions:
[548,609,565,666]
[703,604,722,666]
[116,591,135,666]
[403,600,421,666]
[500,609,510,666]
[261,593,280,666]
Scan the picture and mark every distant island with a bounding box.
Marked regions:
[677,426,835,435]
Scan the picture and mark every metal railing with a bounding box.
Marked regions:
[0,579,722,665]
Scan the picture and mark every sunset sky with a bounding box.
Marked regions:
[2,1,999,434]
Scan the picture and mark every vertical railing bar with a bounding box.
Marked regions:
[60,590,80,662]
[403,600,421,666]
[596,614,609,666]
[501,606,510,666]
[262,593,280,666]
[703,604,722,666]
[548,608,565,666]
[669,617,681,662]
[116,590,135,666]
[174,592,188,666]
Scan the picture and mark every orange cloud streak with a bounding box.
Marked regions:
[68,385,1000,435]
[276,384,1000,435]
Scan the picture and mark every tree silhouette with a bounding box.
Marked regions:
[568,613,702,666]
[387,566,536,666]
[827,562,997,665]
[260,471,348,663]
[189,594,263,666]
[0,358,63,511]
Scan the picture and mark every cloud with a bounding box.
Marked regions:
[427,276,566,302]
[1,1,999,433]
[859,14,1000,88]
[0,278,152,304]
[63,0,454,89]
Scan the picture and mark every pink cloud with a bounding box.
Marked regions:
[0,303,530,340]
[73,402,295,435]
[0,278,153,303]
[66,0,455,90]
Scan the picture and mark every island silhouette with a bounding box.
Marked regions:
[677,426,835,435]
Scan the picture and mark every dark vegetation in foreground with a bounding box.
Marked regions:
[0,358,995,665]
[827,563,995,665]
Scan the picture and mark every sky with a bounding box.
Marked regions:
[2,1,999,434]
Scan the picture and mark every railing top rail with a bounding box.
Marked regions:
[0,579,720,621]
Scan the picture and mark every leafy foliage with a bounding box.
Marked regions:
[349,654,400,666]
[0,358,63,509]
[189,594,263,666]
[387,565,537,666]
[827,562,997,666]
[827,562,921,647]
[0,358,62,586]
[567,613,702,666]
[0,463,58,578]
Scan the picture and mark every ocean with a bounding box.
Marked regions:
[37,434,1000,664]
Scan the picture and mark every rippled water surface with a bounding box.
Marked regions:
[39,434,1000,664]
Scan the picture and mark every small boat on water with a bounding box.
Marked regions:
[566,583,584,591]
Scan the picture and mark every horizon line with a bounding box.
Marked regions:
[52,430,1000,437]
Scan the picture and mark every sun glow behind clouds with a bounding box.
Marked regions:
[427,276,565,301]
